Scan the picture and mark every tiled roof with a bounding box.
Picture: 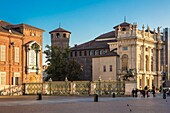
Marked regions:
[0,26,23,36]
[71,39,116,51]
[95,31,116,39]
[9,24,44,32]
[113,22,131,29]
[49,28,71,34]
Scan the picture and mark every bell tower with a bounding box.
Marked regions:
[49,27,71,48]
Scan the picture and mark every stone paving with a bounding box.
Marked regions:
[0,94,170,113]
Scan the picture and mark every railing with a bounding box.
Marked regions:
[0,85,23,96]
[23,81,125,96]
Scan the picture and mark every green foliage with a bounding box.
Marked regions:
[43,45,82,81]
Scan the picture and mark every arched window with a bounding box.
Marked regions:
[146,55,149,71]
[122,54,128,71]
[63,33,66,38]
[122,28,126,31]
[89,50,93,56]
[56,33,60,38]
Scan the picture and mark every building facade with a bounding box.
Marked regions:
[162,28,170,81]
[0,20,44,88]
[70,21,163,90]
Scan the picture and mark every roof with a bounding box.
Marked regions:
[0,26,23,36]
[113,22,131,29]
[95,31,116,39]
[9,24,45,32]
[71,39,116,51]
[49,27,71,34]
[0,20,12,27]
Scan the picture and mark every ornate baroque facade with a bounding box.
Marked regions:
[70,21,163,89]
[0,20,44,87]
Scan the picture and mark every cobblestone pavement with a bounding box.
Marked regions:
[0,94,170,113]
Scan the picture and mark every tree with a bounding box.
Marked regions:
[43,45,82,81]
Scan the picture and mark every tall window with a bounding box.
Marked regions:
[63,33,66,38]
[15,47,19,62]
[103,65,106,72]
[146,55,149,71]
[89,50,93,56]
[0,45,6,61]
[56,33,60,38]
[84,51,87,56]
[75,51,77,57]
[122,54,128,71]
[151,56,153,71]
[110,65,112,72]
[0,72,6,85]
[79,51,82,56]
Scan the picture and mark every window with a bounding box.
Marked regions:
[145,48,148,51]
[89,50,93,56]
[84,51,87,56]
[0,45,6,61]
[122,28,126,31]
[151,56,153,71]
[75,51,77,57]
[56,33,60,38]
[94,50,98,55]
[122,54,128,71]
[15,47,19,62]
[99,50,103,55]
[146,55,149,71]
[63,34,66,38]
[103,65,106,72]
[110,65,112,72]
[79,51,82,56]
[0,72,6,85]
[122,46,128,50]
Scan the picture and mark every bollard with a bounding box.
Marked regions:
[37,93,42,100]
[112,93,115,98]
[94,94,98,102]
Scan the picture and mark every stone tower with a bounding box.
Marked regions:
[49,27,71,48]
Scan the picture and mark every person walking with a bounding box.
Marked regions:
[132,89,135,97]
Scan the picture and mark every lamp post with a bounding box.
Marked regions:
[118,75,121,96]
[98,76,101,96]
[49,78,52,95]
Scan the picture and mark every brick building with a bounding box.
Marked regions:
[0,20,44,88]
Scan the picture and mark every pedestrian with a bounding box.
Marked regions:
[152,89,156,97]
[146,90,149,98]
[132,88,135,97]
[135,88,138,97]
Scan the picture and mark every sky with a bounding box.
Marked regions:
[0,0,170,64]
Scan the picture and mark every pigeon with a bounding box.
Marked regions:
[127,104,129,106]
[130,109,132,112]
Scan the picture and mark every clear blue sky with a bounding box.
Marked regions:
[0,0,170,64]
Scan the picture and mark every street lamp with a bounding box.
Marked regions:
[98,76,102,96]
[49,78,52,95]
[117,75,121,96]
